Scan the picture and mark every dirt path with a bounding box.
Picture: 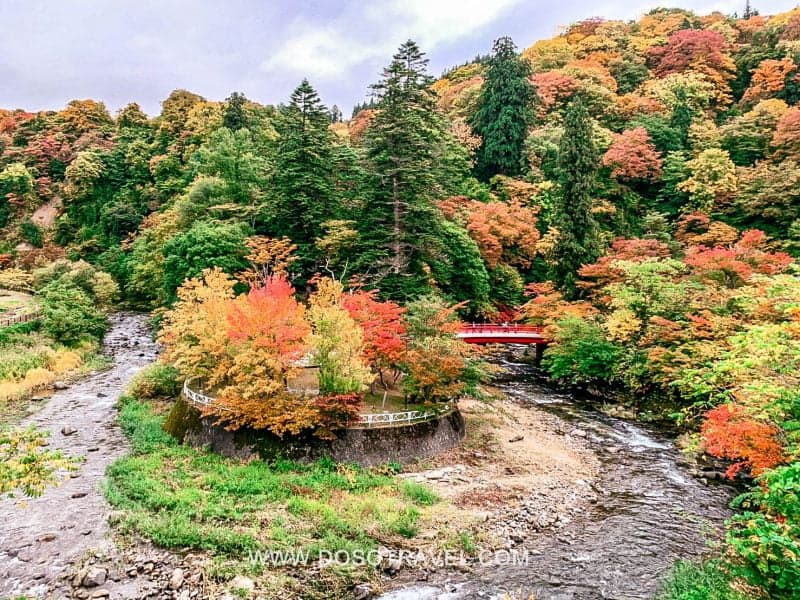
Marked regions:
[0,313,157,599]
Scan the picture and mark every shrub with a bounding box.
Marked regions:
[19,220,43,248]
[39,280,108,346]
[727,463,800,596]
[543,317,622,384]
[401,480,439,506]
[128,363,181,399]
[0,268,34,292]
[656,559,749,600]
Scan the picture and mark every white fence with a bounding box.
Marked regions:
[183,379,446,428]
[183,379,227,410]
[356,410,440,428]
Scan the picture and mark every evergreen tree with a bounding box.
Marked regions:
[549,97,601,294]
[272,79,338,267]
[223,92,249,131]
[363,40,468,297]
[329,104,342,123]
[471,37,534,180]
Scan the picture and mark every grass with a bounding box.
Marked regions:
[106,396,460,596]
[656,560,753,600]
[0,322,100,422]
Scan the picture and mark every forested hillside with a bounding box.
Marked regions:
[2,4,800,598]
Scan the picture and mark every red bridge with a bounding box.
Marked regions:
[457,324,549,345]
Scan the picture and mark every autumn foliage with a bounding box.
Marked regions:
[701,404,785,478]
[602,128,663,182]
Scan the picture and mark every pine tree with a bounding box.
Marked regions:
[549,97,601,294]
[223,92,249,131]
[471,37,534,180]
[272,80,338,267]
[363,40,468,295]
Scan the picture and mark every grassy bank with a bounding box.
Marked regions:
[0,320,105,424]
[106,395,474,598]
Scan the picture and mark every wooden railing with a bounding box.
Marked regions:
[0,309,42,329]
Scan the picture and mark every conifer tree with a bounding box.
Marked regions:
[223,92,249,131]
[272,80,337,267]
[363,40,468,295]
[471,37,534,180]
[549,97,601,294]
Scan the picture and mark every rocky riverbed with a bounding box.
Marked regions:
[0,313,167,599]
[378,359,737,600]
[1,321,736,600]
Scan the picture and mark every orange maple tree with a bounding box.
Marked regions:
[602,127,663,182]
[701,404,785,478]
[342,289,407,389]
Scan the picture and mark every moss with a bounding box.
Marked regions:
[162,395,202,442]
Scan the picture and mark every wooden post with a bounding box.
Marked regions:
[534,343,545,365]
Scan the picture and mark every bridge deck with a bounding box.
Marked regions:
[457,324,549,345]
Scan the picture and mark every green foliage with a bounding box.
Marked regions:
[471,37,534,179]
[128,363,182,399]
[656,560,749,600]
[428,219,490,312]
[39,279,108,346]
[271,79,339,268]
[362,40,470,297]
[191,127,270,206]
[161,221,249,299]
[727,463,800,596]
[401,480,439,506]
[19,220,43,247]
[549,98,602,293]
[543,317,622,384]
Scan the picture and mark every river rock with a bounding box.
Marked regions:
[381,557,402,575]
[61,425,77,436]
[81,566,107,587]
[169,567,185,590]
[230,575,255,592]
[353,583,373,599]
[53,381,69,390]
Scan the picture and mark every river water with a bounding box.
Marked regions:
[381,358,736,600]
[0,313,157,599]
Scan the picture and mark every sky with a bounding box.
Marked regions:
[0,0,798,117]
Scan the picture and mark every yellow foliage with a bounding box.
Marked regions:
[604,309,643,342]
[158,267,237,388]
[51,351,83,374]
[0,269,34,292]
[22,368,55,389]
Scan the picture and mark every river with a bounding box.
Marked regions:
[0,313,157,599]
[1,317,736,600]
[381,357,737,600]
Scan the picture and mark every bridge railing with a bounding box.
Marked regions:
[458,324,545,334]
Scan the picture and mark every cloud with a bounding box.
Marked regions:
[262,0,524,80]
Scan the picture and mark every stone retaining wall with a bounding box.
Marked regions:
[166,395,465,466]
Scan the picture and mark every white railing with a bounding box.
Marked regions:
[356,408,444,428]
[183,379,227,410]
[184,378,447,429]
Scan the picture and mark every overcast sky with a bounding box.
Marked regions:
[0,0,797,117]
